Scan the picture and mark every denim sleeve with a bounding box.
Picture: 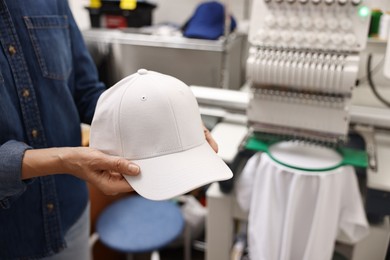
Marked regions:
[0,140,33,209]
[66,3,105,125]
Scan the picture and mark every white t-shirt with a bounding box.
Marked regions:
[236,153,369,260]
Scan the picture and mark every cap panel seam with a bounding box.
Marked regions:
[166,86,183,149]
[118,75,141,158]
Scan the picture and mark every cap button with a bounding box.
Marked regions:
[137,69,148,75]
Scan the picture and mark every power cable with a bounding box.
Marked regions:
[367,53,390,107]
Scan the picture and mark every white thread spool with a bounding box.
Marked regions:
[379,11,390,40]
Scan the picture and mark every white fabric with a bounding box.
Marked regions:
[236,153,369,260]
[90,69,232,201]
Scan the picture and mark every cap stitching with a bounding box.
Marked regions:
[127,140,205,160]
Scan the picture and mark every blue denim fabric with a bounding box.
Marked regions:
[0,0,105,259]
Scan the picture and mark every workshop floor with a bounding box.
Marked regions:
[94,238,207,260]
[131,247,204,260]
[93,240,205,260]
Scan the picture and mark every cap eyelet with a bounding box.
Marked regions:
[141,96,147,101]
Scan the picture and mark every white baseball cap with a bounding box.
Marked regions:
[90,69,233,200]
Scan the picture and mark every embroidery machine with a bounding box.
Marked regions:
[191,0,390,259]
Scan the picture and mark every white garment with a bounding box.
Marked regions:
[236,153,369,260]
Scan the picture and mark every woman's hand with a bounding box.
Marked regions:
[22,147,140,195]
[203,125,218,153]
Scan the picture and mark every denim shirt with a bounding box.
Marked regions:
[0,1,105,259]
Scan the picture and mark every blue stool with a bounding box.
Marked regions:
[95,195,185,260]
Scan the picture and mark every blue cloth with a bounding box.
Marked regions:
[0,0,105,259]
[183,1,237,40]
[97,196,184,253]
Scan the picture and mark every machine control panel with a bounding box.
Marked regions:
[246,0,372,142]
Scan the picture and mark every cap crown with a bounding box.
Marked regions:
[90,70,205,159]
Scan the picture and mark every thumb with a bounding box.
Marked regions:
[103,156,140,176]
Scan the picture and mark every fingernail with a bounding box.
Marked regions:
[128,164,139,173]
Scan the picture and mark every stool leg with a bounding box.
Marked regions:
[184,224,192,260]
[89,232,99,260]
[151,251,160,260]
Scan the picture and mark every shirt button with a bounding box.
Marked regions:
[31,129,38,138]
[46,203,54,212]
[22,89,30,98]
[8,45,16,56]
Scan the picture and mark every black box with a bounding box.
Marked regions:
[86,1,156,28]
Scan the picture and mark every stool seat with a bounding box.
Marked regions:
[96,195,184,253]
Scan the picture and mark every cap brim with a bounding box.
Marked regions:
[125,142,233,201]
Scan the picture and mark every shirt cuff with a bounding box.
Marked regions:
[0,140,33,209]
